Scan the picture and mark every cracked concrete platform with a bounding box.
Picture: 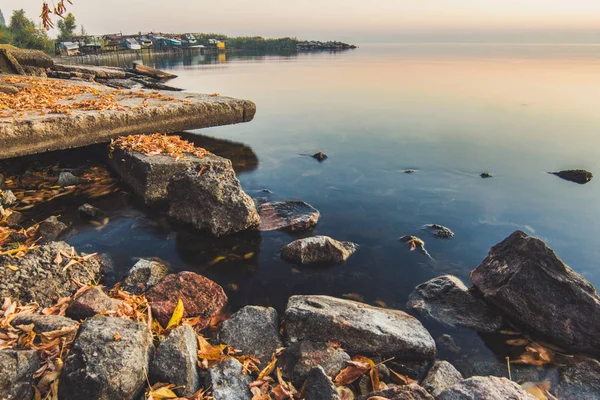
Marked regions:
[0,75,256,159]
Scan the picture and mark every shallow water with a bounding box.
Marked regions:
[15,44,600,374]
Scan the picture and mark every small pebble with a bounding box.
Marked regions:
[480,172,493,178]
[312,152,328,161]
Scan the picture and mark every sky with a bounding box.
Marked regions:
[5,0,600,43]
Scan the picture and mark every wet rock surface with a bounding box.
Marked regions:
[312,152,328,161]
[118,258,169,294]
[555,357,600,400]
[437,376,537,400]
[216,305,283,366]
[205,357,253,400]
[355,383,434,400]
[421,360,463,397]
[78,203,104,219]
[480,172,493,178]
[0,349,40,400]
[146,271,228,329]
[37,216,68,243]
[283,295,436,360]
[65,286,117,320]
[168,164,260,236]
[281,235,358,265]
[257,200,320,232]
[56,171,82,187]
[551,169,593,184]
[108,143,232,206]
[59,316,153,400]
[304,366,340,400]
[151,325,200,396]
[278,341,350,385]
[471,230,600,355]
[406,275,504,333]
[423,224,454,238]
[0,241,104,307]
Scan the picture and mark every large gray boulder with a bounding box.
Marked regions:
[471,230,600,355]
[421,360,463,397]
[0,241,104,307]
[205,357,252,400]
[0,350,40,400]
[283,295,435,360]
[281,236,358,265]
[407,275,504,333]
[108,145,231,206]
[168,164,260,236]
[437,376,537,400]
[304,366,340,400]
[278,341,350,386]
[151,325,199,396]
[216,306,283,366]
[119,258,169,295]
[59,316,153,400]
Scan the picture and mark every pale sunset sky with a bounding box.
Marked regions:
[6,0,600,43]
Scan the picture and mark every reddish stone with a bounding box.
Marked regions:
[146,272,227,329]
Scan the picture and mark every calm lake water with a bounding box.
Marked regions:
[27,44,600,371]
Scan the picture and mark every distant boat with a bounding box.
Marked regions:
[164,38,182,46]
[123,38,142,50]
[138,36,153,48]
[182,34,197,47]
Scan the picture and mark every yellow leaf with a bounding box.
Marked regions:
[148,385,179,399]
[208,256,227,265]
[4,264,19,271]
[166,298,184,329]
[243,252,254,259]
[257,353,278,380]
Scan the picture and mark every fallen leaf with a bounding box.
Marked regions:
[166,298,184,329]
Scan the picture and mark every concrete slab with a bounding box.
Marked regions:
[0,75,256,159]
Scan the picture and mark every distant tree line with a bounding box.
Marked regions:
[194,34,299,51]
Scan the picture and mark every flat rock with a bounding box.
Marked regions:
[278,341,350,386]
[406,275,504,333]
[37,216,68,243]
[0,241,104,307]
[355,383,434,400]
[108,143,231,206]
[59,316,153,400]
[281,236,358,265]
[66,286,117,320]
[119,258,169,294]
[216,305,283,366]
[421,360,463,397]
[437,376,537,400]
[471,230,600,355]
[556,358,600,400]
[151,325,200,396]
[304,366,340,400]
[258,201,320,232]
[146,271,228,329]
[0,350,40,400]
[133,62,178,80]
[53,64,128,79]
[168,164,260,236]
[12,313,78,334]
[205,357,252,400]
[551,169,593,184]
[283,295,436,360]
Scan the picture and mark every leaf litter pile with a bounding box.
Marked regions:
[0,75,190,119]
[110,133,210,160]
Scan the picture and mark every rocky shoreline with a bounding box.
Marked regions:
[1,133,599,399]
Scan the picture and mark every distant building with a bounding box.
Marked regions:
[59,42,80,56]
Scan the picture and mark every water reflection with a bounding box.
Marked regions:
[178,132,258,173]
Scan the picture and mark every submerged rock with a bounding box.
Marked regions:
[65,286,117,320]
[205,357,252,400]
[257,201,320,232]
[355,383,434,400]
[56,171,82,187]
[551,169,593,184]
[0,350,40,400]
[437,376,537,400]
[0,241,104,307]
[471,230,600,355]
[283,295,436,360]
[480,172,493,178]
[304,366,340,400]
[168,164,260,236]
[421,360,463,397]
[78,203,104,219]
[37,216,68,243]
[108,144,231,206]
[312,152,328,161]
[146,271,228,329]
[404,169,417,173]
[118,258,169,295]
[59,316,153,400]
[424,224,454,238]
[151,325,200,396]
[281,236,358,265]
[278,341,350,385]
[407,275,504,333]
[216,305,283,366]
